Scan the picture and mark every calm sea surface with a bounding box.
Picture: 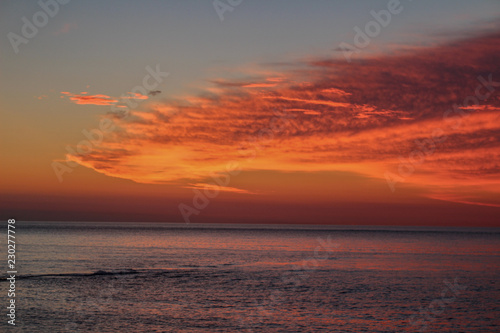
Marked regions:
[1,222,499,332]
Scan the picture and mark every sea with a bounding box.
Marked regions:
[1,222,499,332]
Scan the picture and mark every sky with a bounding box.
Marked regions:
[1,0,499,226]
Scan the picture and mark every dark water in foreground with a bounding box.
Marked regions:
[1,222,499,332]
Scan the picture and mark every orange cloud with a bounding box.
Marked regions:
[61,91,149,106]
[61,92,118,106]
[242,83,278,88]
[185,183,257,194]
[61,32,500,207]
[321,88,352,96]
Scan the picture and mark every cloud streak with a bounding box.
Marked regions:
[53,22,77,35]
[61,91,148,106]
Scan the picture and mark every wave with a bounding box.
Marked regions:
[0,265,244,281]
[0,269,141,280]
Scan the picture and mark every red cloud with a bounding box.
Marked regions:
[61,92,118,106]
[63,32,500,207]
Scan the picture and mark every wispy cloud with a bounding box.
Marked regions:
[185,183,257,194]
[148,90,161,96]
[61,92,118,106]
[121,92,149,100]
[53,22,77,35]
[63,31,500,207]
[61,91,148,106]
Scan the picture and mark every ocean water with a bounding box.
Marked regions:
[1,222,499,332]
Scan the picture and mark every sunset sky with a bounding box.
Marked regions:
[1,0,499,226]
